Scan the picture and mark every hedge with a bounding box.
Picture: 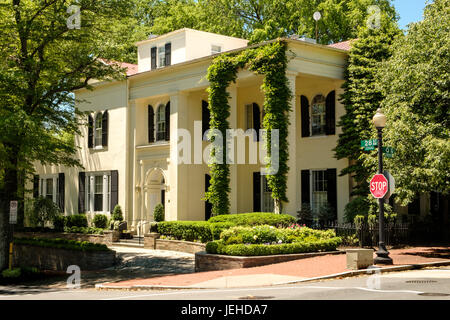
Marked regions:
[205,237,342,256]
[14,237,110,252]
[208,212,296,227]
[157,221,235,243]
[63,226,104,235]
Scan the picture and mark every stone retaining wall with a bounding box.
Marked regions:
[195,250,345,272]
[13,244,117,271]
[14,230,120,245]
[144,233,206,254]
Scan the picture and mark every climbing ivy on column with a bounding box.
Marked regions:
[205,41,291,215]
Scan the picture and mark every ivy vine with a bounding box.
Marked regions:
[205,40,292,215]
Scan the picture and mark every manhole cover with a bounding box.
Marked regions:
[238,295,275,300]
[418,292,450,297]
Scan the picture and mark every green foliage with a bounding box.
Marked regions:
[1,268,21,278]
[205,41,291,214]
[369,0,450,204]
[52,215,67,232]
[354,215,365,229]
[157,221,214,242]
[334,18,401,197]
[209,222,235,240]
[65,214,88,228]
[111,205,124,222]
[14,237,110,252]
[208,212,296,227]
[27,197,61,228]
[344,196,372,223]
[205,238,342,256]
[92,214,108,229]
[297,203,313,224]
[153,204,165,222]
[64,226,104,235]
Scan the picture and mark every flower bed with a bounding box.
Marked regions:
[205,225,342,256]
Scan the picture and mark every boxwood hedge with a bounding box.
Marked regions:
[14,237,110,252]
[208,212,296,227]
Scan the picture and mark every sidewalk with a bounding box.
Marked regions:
[96,246,450,290]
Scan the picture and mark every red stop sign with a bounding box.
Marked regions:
[370,174,388,198]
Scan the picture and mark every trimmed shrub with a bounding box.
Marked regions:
[208,212,296,227]
[14,237,110,252]
[111,205,124,221]
[64,226,104,235]
[153,204,165,222]
[205,238,342,256]
[93,214,108,229]
[1,268,21,278]
[157,221,212,243]
[209,222,235,240]
[53,215,67,232]
[66,214,88,228]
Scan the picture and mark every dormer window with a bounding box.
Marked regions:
[158,46,166,67]
[151,42,171,70]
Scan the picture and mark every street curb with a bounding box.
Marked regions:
[95,259,450,291]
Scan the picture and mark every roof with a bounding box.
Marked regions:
[99,59,139,76]
[327,40,353,51]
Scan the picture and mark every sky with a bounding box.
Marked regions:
[392,0,429,29]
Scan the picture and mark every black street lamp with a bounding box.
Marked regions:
[372,108,393,265]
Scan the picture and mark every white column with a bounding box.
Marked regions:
[140,160,144,222]
[169,91,189,220]
[285,72,298,215]
[228,85,238,214]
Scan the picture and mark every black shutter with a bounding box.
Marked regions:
[88,115,93,148]
[301,95,310,137]
[165,42,171,66]
[78,172,85,214]
[110,170,119,211]
[202,100,210,140]
[253,172,261,212]
[326,168,337,220]
[253,103,261,142]
[325,90,336,135]
[102,110,108,147]
[33,175,39,198]
[58,173,65,213]
[205,174,212,221]
[165,102,170,141]
[148,105,154,143]
[151,47,157,70]
[301,170,310,206]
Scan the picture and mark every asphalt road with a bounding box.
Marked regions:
[0,267,449,300]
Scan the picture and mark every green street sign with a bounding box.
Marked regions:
[383,146,395,158]
[361,139,378,151]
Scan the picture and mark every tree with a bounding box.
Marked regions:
[334,16,401,200]
[149,0,398,44]
[0,0,133,270]
[367,0,449,205]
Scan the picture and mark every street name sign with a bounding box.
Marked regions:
[9,201,18,224]
[370,174,388,199]
[382,147,395,158]
[361,139,378,151]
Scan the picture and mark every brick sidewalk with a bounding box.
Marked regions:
[99,246,450,288]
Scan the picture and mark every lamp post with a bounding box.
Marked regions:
[372,108,393,265]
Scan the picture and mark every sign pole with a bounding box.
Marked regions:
[374,128,393,265]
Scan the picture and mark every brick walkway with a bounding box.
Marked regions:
[100,246,450,288]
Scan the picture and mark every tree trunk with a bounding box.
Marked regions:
[274,199,282,214]
[0,147,19,270]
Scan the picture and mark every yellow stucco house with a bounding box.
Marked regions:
[33,28,357,233]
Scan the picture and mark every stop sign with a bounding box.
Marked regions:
[370,174,388,198]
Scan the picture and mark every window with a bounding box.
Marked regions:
[156,104,166,141]
[261,176,274,212]
[245,103,261,141]
[86,173,111,213]
[158,46,166,68]
[311,95,326,135]
[211,45,221,55]
[311,170,328,216]
[94,113,103,147]
[46,178,53,200]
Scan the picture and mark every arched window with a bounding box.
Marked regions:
[311,95,326,136]
[156,104,166,141]
[94,112,103,146]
